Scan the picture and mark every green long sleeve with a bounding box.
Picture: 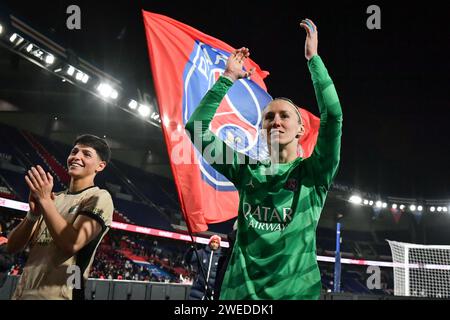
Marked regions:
[184,77,249,185]
[305,55,343,188]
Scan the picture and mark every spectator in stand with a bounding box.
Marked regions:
[188,235,222,300]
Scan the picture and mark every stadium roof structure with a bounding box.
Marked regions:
[0,9,173,180]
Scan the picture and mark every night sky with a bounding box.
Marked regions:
[1,0,449,199]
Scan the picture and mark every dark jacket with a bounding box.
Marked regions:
[188,245,222,300]
[0,239,14,288]
[214,229,236,299]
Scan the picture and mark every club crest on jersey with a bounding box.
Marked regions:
[285,178,298,191]
[182,41,272,191]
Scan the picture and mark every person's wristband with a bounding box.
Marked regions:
[26,211,40,222]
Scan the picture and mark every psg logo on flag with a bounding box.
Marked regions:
[182,41,272,191]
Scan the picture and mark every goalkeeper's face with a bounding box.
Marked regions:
[262,100,305,148]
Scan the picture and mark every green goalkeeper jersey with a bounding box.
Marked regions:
[185,55,342,299]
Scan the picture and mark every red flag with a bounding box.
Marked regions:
[299,107,320,158]
[142,11,319,233]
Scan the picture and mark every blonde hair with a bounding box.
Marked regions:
[263,97,303,125]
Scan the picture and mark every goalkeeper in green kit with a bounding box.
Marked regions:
[185,18,342,299]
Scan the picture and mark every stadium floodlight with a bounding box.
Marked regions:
[97,83,113,98]
[138,104,150,117]
[81,74,89,84]
[349,195,362,205]
[443,207,448,213]
[110,89,118,100]
[382,202,388,208]
[67,66,75,76]
[71,69,89,83]
[75,71,84,81]
[96,83,118,100]
[410,205,416,212]
[151,112,160,121]
[45,54,55,65]
[369,200,374,206]
[400,205,405,210]
[22,41,55,65]
[363,199,369,205]
[418,206,423,212]
[375,201,382,208]
[128,100,138,110]
[437,207,442,212]
[430,206,436,212]
[0,24,3,34]
[32,50,44,59]
[392,204,398,209]
[9,33,24,45]
[9,33,17,42]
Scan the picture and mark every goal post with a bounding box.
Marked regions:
[387,240,450,298]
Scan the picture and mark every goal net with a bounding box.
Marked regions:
[387,240,450,298]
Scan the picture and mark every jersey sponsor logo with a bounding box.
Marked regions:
[36,228,52,245]
[248,219,288,232]
[242,202,293,231]
[182,41,272,191]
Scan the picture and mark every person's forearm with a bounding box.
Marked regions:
[6,217,37,254]
[185,76,234,137]
[39,198,78,255]
[184,76,247,182]
[307,55,342,187]
[308,55,342,119]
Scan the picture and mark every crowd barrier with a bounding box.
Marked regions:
[1,276,433,300]
[0,276,192,300]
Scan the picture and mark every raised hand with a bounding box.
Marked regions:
[223,47,255,82]
[25,165,54,203]
[300,18,318,61]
